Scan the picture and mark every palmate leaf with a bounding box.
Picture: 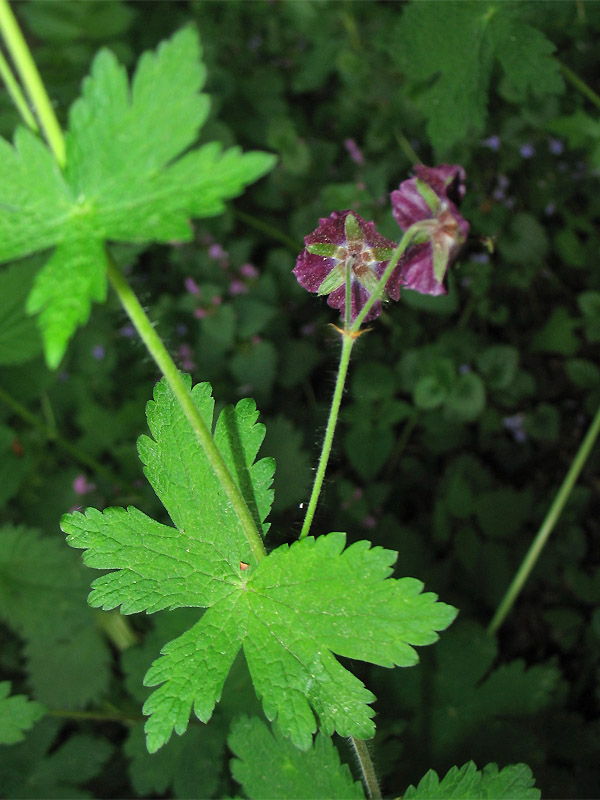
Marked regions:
[0,28,275,368]
[229,716,365,799]
[0,682,45,745]
[394,1,563,153]
[62,376,456,753]
[403,761,540,800]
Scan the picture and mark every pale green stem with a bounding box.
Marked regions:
[349,737,382,800]
[299,331,355,539]
[351,230,413,333]
[558,60,600,112]
[487,403,600,635]
[393,129,422,167]
[0,45,38,130]
[0,0,65,166]
[105,255,267,564]
[234,208,300,252]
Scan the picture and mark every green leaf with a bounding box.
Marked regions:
[229,716,365,799]
[444,372,486,422]
[476,346,519,390]
[530,307,580,356]
[0,683,45,745]
[402,761,540,799]
[63,380,455,752]
[0,261,43,365]
[0,525,111,707]
[394,2,563,153]
[577,290,600,342]
[0,28,275,368]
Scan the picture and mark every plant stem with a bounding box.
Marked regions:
[393,129,422,167]
[0,0,66,166]
[105,255,267,564]
[349,736,382,800]
[0,384,122,486]
[558,60,600,112]
[0,46,38,131]
[299,330,355,539]
[234,208,301,252]
[351,230,412,333]
[487,403,600,635]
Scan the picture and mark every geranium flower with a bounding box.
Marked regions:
[293,210,397,322]
[388,164,469,297]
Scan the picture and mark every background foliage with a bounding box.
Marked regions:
[1,1,600,797]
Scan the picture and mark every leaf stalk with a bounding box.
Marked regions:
[106,255,267,564]
[488,402,600,635]
[0,0,66,166]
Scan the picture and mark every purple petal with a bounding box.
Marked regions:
[413,164,467,204]
[390,179,432,230]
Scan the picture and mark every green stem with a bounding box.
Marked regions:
[234,208,300,252]
[393,129,422,167]
[105,255,267,564]
[351,230,413,333]
[349,736,382,800]
[0,0,66,166]
[487,403,600,635]
[299,331,355,539]
[0,45,38,131]
[0,384,122,486]
[558,60,600,112]
[47,708,144,725]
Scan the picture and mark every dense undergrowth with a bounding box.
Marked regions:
[1,2,600,798]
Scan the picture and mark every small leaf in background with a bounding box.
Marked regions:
[402,760,540,800]
[530,307,580,356]
[476,345,519,390]
[577,290,600,342]
[393,1,563,153]
[229,715,365,799]
[564,358,600,390]
[0,525,111,708]
[525,403,560,443]
[444,372,486,422]
[0,719,113,799]
[0,682,45,745]
[0,261,43,365]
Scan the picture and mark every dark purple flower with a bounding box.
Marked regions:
[389,164,469,297]
[293,210,397,322]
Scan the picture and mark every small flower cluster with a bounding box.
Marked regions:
[293,164,469,323]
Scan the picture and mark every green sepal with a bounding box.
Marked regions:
[318,264,346,296]
[432,237,451,284]
[371,246,396,261]
[344,212,361,244]
[356,266,383,296]
[306,243,340,257]
[415,178,441,214]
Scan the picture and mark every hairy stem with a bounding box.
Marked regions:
[0,0,66,165]
[106,255,267,564]
[299,331,355,539]
[488,403,600,635]
[351,229,413,332]
[349,736,382,800]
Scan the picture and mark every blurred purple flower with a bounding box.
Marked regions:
[503,413,527,443]
[548,138,564,155]
[185,277,200,295]
[344,138,365,166]
[73,474,95,496]
[119,324,135,338]
[229,279,248,296]
[481,135,501,151]
[519,143,535,159]
[92,345,105,360]
[240,263,259,279]
[389,164,469,296]
[208,243,228,261]
[293,210,397,322]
